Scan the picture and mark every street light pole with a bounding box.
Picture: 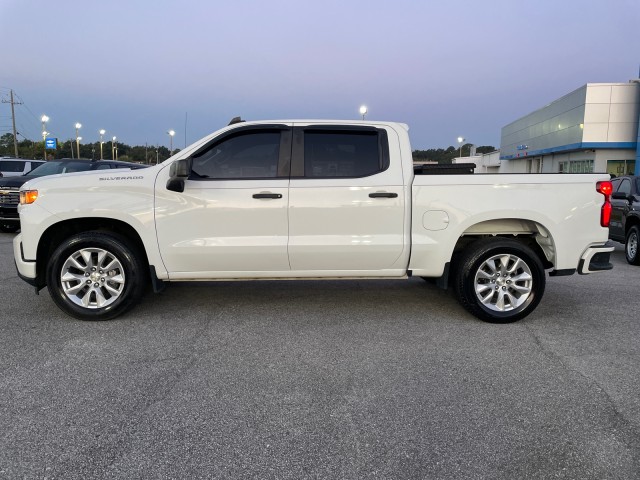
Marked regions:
[75,123,82,158]
[99,129,106,160]
[457,136,465,158]
[41,115,49,160]
[168,130,175,157]
[112,136,116,160]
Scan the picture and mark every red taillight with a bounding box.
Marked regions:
[596,180,613,227]
[597,181,613,196]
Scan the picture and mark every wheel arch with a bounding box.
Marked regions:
[453,218,555,270]
[625,214,640,236]
[35,218,149,289]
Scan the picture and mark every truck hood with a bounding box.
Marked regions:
[20,168,152,191]
[0,175,36,189]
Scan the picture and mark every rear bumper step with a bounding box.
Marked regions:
[578,242,614,274]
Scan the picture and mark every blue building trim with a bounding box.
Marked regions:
[501,142,638,160]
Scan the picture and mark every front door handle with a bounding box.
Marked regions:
[369,192,398,198]
[252,193,283,199]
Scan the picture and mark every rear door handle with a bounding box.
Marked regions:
[252,193,283,199]
[369,192,398,198]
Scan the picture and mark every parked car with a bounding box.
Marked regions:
[0,158,45,177]
[609,175,640,265]
[0,159,147,233]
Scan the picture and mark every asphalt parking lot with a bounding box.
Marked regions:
[1,232,639,479]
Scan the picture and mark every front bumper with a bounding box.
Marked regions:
[578,242,614,274]
[13,234,36,283]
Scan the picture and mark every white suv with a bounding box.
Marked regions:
[0,158,46,177]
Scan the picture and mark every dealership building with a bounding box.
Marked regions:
[461,80,640,175]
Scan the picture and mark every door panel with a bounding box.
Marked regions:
[287,125,406,273]
[155,180,290,274]
[288,184,405,271]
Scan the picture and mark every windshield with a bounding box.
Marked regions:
[26,161,94,176]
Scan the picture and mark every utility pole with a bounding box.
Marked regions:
[1,89,22,157]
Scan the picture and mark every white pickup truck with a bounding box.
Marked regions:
[13,120,614,323]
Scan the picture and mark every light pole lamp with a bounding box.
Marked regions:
[359,105,367,120]
[75,123,82,158]
[112,136,116,160]
[168,130,175,157]
[41,115,49,160]
[457,136,465,158]
[99,129,106,160]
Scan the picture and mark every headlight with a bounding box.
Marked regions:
[20,190,38,205]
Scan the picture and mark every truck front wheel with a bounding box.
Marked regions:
[454,238,545,323]
[46,232,146,320]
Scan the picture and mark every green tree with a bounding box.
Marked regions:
[412,144,496,164]
[0,133,15,153]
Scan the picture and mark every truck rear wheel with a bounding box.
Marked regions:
[625,225,640,265]
[453,238,545,323]
[46,232,146,320]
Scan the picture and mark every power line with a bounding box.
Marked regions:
[14,93,42,124]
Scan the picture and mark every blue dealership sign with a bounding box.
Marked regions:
[45,138,57,149]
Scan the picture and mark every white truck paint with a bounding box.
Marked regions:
[13,120,614,322]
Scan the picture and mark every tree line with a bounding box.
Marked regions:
[412,144,496,164]
[1,133,496,165]
[0,133,176,164]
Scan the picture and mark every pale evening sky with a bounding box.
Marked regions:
[1,0,639,151]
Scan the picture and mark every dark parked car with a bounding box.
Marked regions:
[609,175,640,265]
[0,159,148,233]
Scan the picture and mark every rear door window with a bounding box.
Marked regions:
[292,128,389,178]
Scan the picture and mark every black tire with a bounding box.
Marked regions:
[0,223,19,233]
[625,225,640,265]
[453,238,546,323]
[46,231,147,320]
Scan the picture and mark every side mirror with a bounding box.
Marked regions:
[611,191,629,200]
[167,159,191,193]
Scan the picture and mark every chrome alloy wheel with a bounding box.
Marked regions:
[627,231,638,260]
[474,254,533,312]
[60,248,125,309]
